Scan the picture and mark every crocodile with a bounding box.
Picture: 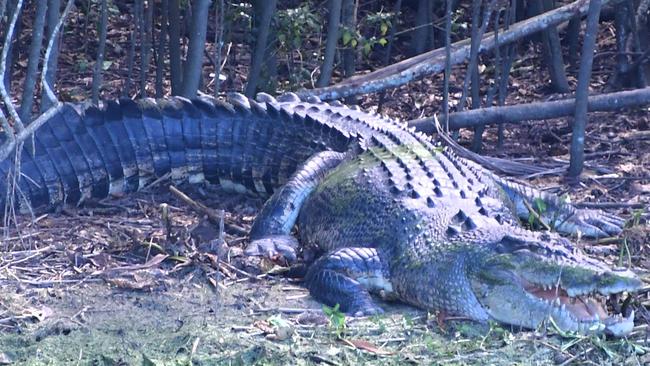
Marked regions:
[0,93,640,336]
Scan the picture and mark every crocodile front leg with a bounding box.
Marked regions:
[245,150,348,262]
[305,247,395,316]
[493,178,625,238]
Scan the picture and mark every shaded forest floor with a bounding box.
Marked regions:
[1,5,650,365]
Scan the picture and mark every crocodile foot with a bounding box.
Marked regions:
[556,209,626,238]
[245,235,299,264]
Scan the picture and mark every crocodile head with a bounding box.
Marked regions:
[469,230,641,336]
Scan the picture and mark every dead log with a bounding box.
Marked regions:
[299,0,623,101]
[409,86,650,133]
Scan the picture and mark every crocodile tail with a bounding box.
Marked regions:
[0,95,352,216]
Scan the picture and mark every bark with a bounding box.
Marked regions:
[19,0,48,123]
[300,0,622,101]
[537,0,570,93]
[41,0,73,109]
[316,0,342,87]
[168,0,182,95]
[155,0,169,98]
[91,0,108,105]
[244,0,277,97]
[213,0,225,96]
[413,0,434,54]
[124,2,138,98]
[566,15,581,66]
[40,0,61,113]
[569,0,602,177]
[2,0,21,93]
[0,0,24,131]
[140,0,154,96]
[341,0,356,79]
[408,87,650,132]
[181,0,210,98]
[442,0,453,131]
[378,0,403,111]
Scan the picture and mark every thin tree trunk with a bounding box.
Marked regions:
[168,0,182,95]
[244,0,277,97]
[567,15,581,66]
[213,0,225,96]
[442,0,452,131]
[497,0,517,147]
[155,0,169,98]
[91,0,108,105]
[568,0,602,178]
[316,0,342,87]
[378,0,402,112]
[140,0,154,96]
[40,0,62,113]
[534,0,570,93]
[413,0,432,54]
[19,0,48,123]
[181,0,211,97]
[341,0,356,79]
[124,2,138,98]
[3,0,21,93]
[0,0,7,20]
[0,0,24,130]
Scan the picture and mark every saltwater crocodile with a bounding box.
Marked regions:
[0,93,640,336]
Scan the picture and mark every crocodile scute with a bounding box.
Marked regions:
[0,93,640,336]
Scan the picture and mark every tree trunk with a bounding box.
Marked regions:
[19,0,48,123]
[341,0,356,79]
[91,0,108,104]
[244,0,277,97]
[140,0,154,96]
[155,0,168,98]
[181,0,210,98]
[570,0,602,177]
[316,0,343,87]
[168,0,183,95]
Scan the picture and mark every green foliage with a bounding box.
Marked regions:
[527,197,548,228]
[276,4,320,52]
[628,208,644,227]
[340,10,394,57]
[323,304,346,338]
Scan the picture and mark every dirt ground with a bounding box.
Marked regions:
[0,184,648,365]
[1,3,650,365]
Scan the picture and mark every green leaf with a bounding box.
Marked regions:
[363,42,372,55]
[102,60,112,71]
[380,22,388,35]
[378,37,388,46]
[534,198,547,214]
[342,31,351,46]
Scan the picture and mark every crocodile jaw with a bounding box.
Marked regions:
[470,260,640,336]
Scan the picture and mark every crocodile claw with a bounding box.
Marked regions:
[351,305,385,317]
[556,209,625,238]
[245,235,299,264]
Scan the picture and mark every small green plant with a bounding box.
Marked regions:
[628,208,644,227]
[340,10,394,57]
[323,304,346,338]
[527,197,548,228]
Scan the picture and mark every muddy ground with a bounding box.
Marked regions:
[0,184,648,365]
[1,3,650,365]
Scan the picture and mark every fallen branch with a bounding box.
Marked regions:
[168,185,248,236]
[409,86,650,133]
[299,0,622,101]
